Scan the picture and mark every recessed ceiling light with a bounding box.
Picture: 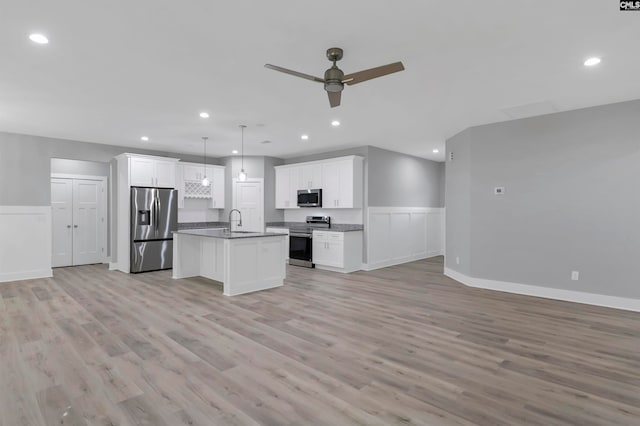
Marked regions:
[584,57,601,67]
[301,134,309,140]
[29,33,49,44]
[331,120,340,127]
[140,136,149,142]
[199,112,210,118]
[432,149,439,154]
[232,150,238,154]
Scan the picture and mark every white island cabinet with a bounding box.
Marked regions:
[172,229,287,296]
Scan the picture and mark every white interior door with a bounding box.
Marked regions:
[51,179,74,267]
[233,180,263,232]
[73,179,105,265]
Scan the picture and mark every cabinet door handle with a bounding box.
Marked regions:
[74,225,78,228]
[67,225,71,228]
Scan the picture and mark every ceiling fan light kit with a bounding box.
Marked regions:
[265,47,405,108]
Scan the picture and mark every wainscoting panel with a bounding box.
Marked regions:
[364,207,444,271]
[0,206,53,282]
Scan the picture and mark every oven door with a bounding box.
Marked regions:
[289,233,314,267]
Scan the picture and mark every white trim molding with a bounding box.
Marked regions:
[444,267,640,313]
[363,207,444,271]
[0,206,53,283]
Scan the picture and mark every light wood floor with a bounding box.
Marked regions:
[1,257,639,425]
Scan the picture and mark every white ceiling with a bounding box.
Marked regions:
[1,1,639,161]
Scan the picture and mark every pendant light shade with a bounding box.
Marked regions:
[238,125,247,181]
[201,136,210,187]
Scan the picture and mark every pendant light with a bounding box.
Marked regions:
[238,125,247,181]
[201,136,210,187]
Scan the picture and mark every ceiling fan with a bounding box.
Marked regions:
[264,47,405,108]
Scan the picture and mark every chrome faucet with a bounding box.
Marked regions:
[228,209,242,230]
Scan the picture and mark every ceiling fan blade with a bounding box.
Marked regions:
[264,64,324,83]
[342,62,405,85]
[328,91,341,108]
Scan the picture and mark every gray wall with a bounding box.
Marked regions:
[0,131,216,205]
[218,155,284,225]
[368,146,444,207]
[445,99,640,299]
[51,158,111,177]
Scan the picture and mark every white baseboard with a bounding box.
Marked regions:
[444,267,640,313]
[108,262,118,271]
[362,252,443,271]
[0,269,53,283]
[315,264,360,274]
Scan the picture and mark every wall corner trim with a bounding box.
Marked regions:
[443,267,640,313]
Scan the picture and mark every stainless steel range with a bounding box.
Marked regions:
[289,216,331,268]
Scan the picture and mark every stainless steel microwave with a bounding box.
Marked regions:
[297,189,322,207]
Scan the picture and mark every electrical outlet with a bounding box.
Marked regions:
[494,187,505,195]
[456,256,460,265]
[571,271,579,281]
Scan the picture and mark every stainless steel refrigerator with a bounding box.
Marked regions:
[130,187,178,273]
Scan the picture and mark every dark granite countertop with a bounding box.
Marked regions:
[265,222,364,232]
[177,221,229,230]
[174,229,287,239]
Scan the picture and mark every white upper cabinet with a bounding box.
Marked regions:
[155,159,177,188]
[183,164,205,182]
[276,166,303,209]
[322,159,360,208]
[130,156,178,188]
[298,163,323,189]
[130,157,156,187]
[275,167,296,209]
[176,162,225,209]
[211,167,225,209]
[275,156,363,209]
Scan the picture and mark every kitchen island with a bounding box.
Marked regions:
[172,229,287,296]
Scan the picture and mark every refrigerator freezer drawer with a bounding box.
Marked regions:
[130,240,173,273]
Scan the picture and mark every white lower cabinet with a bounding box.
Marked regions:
[312,231,362,273]
[266,227,290,260]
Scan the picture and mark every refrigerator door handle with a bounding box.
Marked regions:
[149,192,155,234]
[155,191,161,233]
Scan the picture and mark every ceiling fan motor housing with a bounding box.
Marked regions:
[324,66,344,92]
